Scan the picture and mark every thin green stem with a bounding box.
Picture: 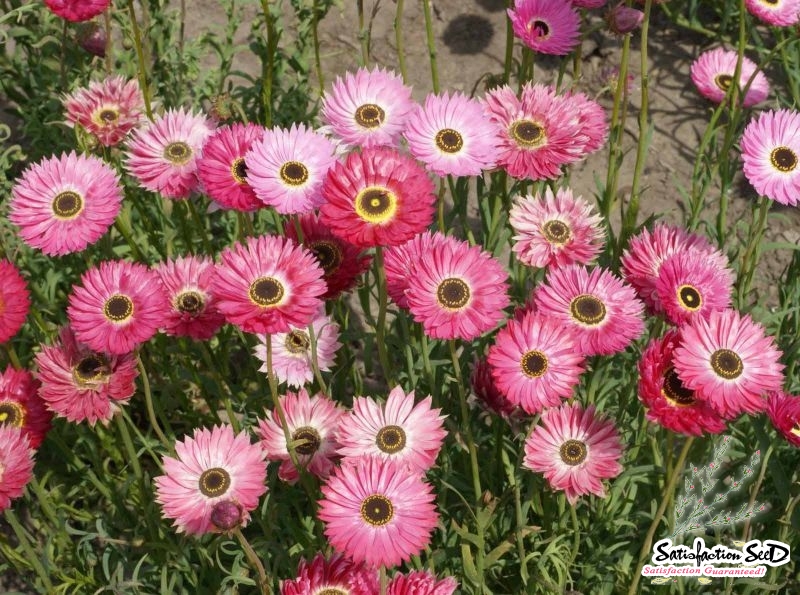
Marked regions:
[2,343,22,370]
[258,0,277,126]
[312,0,324,95]
[421,0,440,93]
[601,34,631,227]
[373,247,394,385]
[235,528,271,594]
[185,198,214,255]
[125,0,152,119]
[103,8,113,75]
[114,216,145,261]
[307,322,329,395]
[380,566,388,595]
[503,0,514,84]
[357,0,370,66]
[740,445,773,542]
[5,510,53,592]
[115,412,143,481]
[138,355,171,450]
[735,196,770,307]
[394,0,407,82]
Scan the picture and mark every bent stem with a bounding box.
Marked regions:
[115,412,143,481]
[138,355,171,450]
[5,510,53,592]
[234,528,271,594]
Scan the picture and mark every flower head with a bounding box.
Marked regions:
[387,570,458,595]
[0,260,30,344]
[44,0,110,22]
[766,392,800,448]
[690,48,770,108]
[508,0,582,56]
[0,426,35,513]
[655,251,733,326]
[63,76,144,146]
[280,554,378,595]
[0,367,50,449]
[744,0,800,26]
[740,109,800,206]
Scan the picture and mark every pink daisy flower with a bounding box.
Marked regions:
[125,108,215,199]
[766,392,800,448]
[690,48,770,108]
[320,148,436,248]
[196,123,264,212]
[406,236,510,341]
[284,213,372,300]
[566,91,609,154]
[621,223,729,314]
[280,553,379,595]
[44,0,109,22]
[211,235,326,335]
[0,260,30,344]
[245,123,337,214]
[154,255,225,341]
[533,265,644,356]
[388,571,458,595]
[321,67,415,149]
[0,426,34,513]
[673,309,785,419]
[470,357,521,421]
[523,403,623,505]
[638,331,727,436]
[154,425,268,535]
[63,76,144,146]
[10,152,123,256]
[0,367,50,449]
[67,260,169,355]
[35,326,139,426]
[509,187,605,269]
[318,457,438,568]
[257,388,345,483]
[655,251,733,326]
[740,109,800,206]
[508,0,582,56]
[337,386,447,472]
[744,0,800,26]
[403,92,499,177]
[487,311,584,414]
[254,310,341,388]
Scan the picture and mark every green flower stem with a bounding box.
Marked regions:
[628,436,695,595]
[186,199,214,256]
[234,528,271,595]
[419,330,436,403]
[436,179,447,233]
[2,343,22,370]
[115,412,143,481]
[568,503,581,571]
[28,476,59,528]
[357,0,370,66]
[197,341,240,433]
[113,218,145,261]
[380,566,388,595]
[373,247,394,385]
[5,509,53,592]
[137,354,171,450]
[312,0,324,94]
[735,196,770,307]
[258,0,277,127]
[125,0,152,120]
[103,8,113,75]
[503,0,514,84]
[739,444,773,542]
[421,0,440,93]
[394,0,407,82]
[307,322,329,395]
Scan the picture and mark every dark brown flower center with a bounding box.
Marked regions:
[310,240,343,275]
[284,330,310,354]
[714,73,733,92]
[279,161,309,186]
[163,141,192,165]
[376,425,407,454]
[710,348,743,380]
[531,19,550,38]
[198,467,231,497]
[661,368,696,406]
[560,439,587,465]
[770,147,798,172]
[510,119,546,148]
[569,294,606,325]
[175,290,205,314]
[435,128,464,153]
[0,401,24,428]
[248,277,285,307]
[354,186,397,224]
[360,494,394,526]
[103,294,134,323]
[231,158,248,184]
[436,277,470,310]
[98,108,119,123]
[52,190,84,219]
[521,350,548,378]
[355,103,385,129]
[677,284,702,311]
[72,355,110,385]
[292,426,321,456]
[542,220,571,244]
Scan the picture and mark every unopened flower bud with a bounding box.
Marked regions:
[76,23,107,58]
[210,500,243,531]
[607,4,644,35]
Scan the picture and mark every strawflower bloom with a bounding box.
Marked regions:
[245,123,337,214]
[211,235,326,335]
[673,309,785,419]
[403,91,499,176]
[155,425,268,535]
[406,235,510,340]
[638,331,727,436]
[63,76,144,146]
[320,148,436,248]
[67,260,168,355]
[508,0,582,56]
[321,66,415,149]
[740,109,800,206]
[125,108,215,199]
[744,0,800,26]
[0,367,50,449]
[387,571,458,595]
[655,251,733,326]
[196,123,264,211]
[766,392,800,448]
[318,457,438,568]
[44,0,110,22]
[154,255,225,341]
[470,357,521,420]
[337,386,447,472]
[567,91,610,154]
[10,152,123,256]
[0,426,34,513]
[0,260,30,344]
[509,187,605,269]
[35,326,139,426]
[487,311,584,414]
[281,553,379,595]
[690,48,770,108]
[523,403,623,505]
[606,4,644,34]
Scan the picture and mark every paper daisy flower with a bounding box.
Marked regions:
[533,265,644,356]
[155,425,268,535]
[125,108,215,199]
[154,255,225,341]
[0,260,30,344]
[245,123,337,214]
[254,310,341,388]
[44,0,110,22]
[673,309,785,419]
[320,147,436,248]
[740,109,800,206]
[744,0,800,26]
[655,251,733,326]
[35,326,139,426]
[403,91,498,177]
[766,392,800,448]
[509,187,604,269]
[0,367,50,449]
[281,553,379,595]
[67,260,168,355]
[508,0,581,56]
[0,426,35,513]
[470,357,521,420]
[10,152,123,256]
[523,403,623,505]
[321,66,415,149]
[638,331,727,436]
[284,213,372,299]
[196,123,264,212]
[257,388,345,484]
[566,91,610,154]
[388,571,458,595]
[211,234,326,335]
[318,457,438,568]
[337,386,447,472]
[406,235,510,341]
[63,76,144,146]
[690,48,770,108]
[487,311,584,414]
